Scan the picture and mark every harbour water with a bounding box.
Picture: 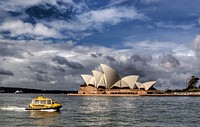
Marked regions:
[1,94,200,127]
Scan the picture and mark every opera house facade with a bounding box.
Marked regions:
[77,64,158,96]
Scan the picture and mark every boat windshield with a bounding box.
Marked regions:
[32,100,52,105]
[33,100,40,104]
[47,100,51,104]
[40,100,46,104]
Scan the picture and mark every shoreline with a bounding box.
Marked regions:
[67,93,140,96]
[68,93,200,97]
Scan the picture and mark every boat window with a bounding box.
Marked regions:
[47,100,51,104]
[32,100,35,104]
[34,100,39,104]
[40,100,46,104]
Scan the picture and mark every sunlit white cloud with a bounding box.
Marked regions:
[124,40,193,57]
[48,6,144,32]
[0,20,61,38]
[78,7,144,30]
[155,22,194,30]
[124,40,178,50]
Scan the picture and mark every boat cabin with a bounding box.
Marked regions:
[26,95,62,111]
[31,96,56,105]
[32,99,52,105]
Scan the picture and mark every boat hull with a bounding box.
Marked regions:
[25,106,62,111]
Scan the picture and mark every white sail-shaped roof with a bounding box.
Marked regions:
[141,81,156,90]
[92,70,103,86]
[121,75,139,89]
[97,74,106,87]
[111,80,129,88]
[81,75,93,85]
[100,64,120,89]
[111,80,121,88]
[88,77,95,86]
[135,82,142,89]
[121,80,129,88]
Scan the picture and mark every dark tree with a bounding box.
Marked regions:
[186,76,199,90]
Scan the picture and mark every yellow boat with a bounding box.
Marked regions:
[25,95,62,111]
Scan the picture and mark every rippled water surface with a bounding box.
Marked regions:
[1,94,200,127]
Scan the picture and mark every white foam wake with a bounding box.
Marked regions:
[0,106,26,112]
[40,109,58,112]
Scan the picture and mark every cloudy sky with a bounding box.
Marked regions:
[0,0,200,90]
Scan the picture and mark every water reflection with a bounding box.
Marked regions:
[77,97,138,126]
[78,97,113,113]
[78,97,137,113]
[28,111,60,126]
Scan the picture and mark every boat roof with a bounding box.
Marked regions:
[32,96,52,101]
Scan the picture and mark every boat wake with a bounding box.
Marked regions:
[0,106,26,112]
[0,106,59,112]
[40,109,58,112]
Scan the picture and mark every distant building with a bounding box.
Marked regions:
[77,64,158,96]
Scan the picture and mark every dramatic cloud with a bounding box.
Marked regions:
[0,0,69,12]
[104,56,117,63]
[52,56,84,69]
[0,68,14,75]
[0,40,198,90]
[47,6,144,35]
[0,0,199,90]
[158,54,180,69]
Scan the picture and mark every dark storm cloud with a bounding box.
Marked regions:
[34,73,49,82]
[52,56,68,65]
[90,52,102,58]
[106,55,152,78]
[130,55,151,66]
[112,55,153,78]
[33,68,48,74]
[158,54,180,68]
[52,56,84,69]
[104,56,117,62]
[0,68,14,75]
[30,62,48,74]
[91,54,98,58]
[25,2,74,21]
[110,62,144,77]
[53,65,66,72]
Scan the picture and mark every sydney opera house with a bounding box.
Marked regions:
[76,64,158,96]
